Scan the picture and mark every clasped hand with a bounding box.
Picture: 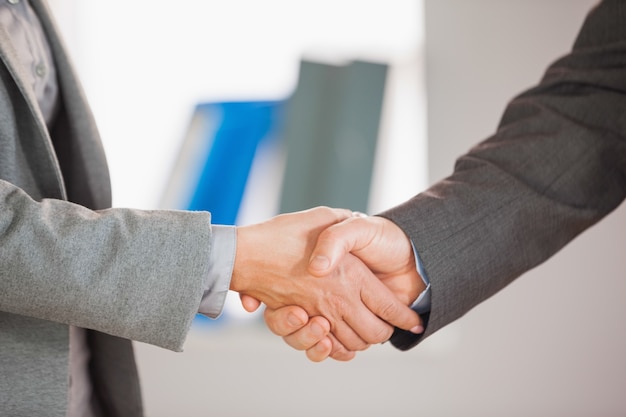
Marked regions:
[229,207,425,362]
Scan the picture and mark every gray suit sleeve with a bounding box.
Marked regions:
[386,0,626,350]
[0,179,214,351]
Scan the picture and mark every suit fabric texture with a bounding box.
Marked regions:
[389,0,626,350]
[0,1,214,415]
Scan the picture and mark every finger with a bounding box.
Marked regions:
[333,255,405,344]
[304,337,333,362]
[282,316,331,351]
[312,254,398,347]
[359,276,423,334]
[327,334,357,362]
[308,217,375,276]
[239,294,262,312]
[340,304,395,345]
[308,206,354,225]
[329,313,372,351]
[263,306,309,336]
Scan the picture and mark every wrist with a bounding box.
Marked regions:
[230,226,253,294]
[230,224,290,306]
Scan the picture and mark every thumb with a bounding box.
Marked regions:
[308,217,372,276]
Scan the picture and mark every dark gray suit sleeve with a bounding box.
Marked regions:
[385,0,626,350]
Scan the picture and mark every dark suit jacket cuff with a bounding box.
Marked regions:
[389,311,431,351]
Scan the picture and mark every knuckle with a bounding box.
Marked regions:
[316,206,334,219]
[330,349,351,362]
[263,310,288,336]
[330,343,350,360]
[306,350,326,363]
[378,300,401,322]
[366,324,393,345]
[325,294,347,315]
[290,335,311,351]
[344,338,369,352]
[283,336,306,351]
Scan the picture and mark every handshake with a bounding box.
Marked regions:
[229,207,426,362]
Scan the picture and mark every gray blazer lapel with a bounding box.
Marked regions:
[0,20,67,201]
[29,0,112,209]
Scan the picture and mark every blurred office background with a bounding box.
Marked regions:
[48,1,625,416]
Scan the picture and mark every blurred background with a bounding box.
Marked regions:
[48,0,625,416]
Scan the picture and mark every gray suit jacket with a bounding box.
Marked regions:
[389,0,626,350]
[0,1,214,415]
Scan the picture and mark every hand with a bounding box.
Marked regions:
[309,214,424,305]
[241,296,355,362]
[262,306,356,362]
[230,207,422,352]
[261,213,426,361]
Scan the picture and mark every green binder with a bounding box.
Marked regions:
[279,59,388,213]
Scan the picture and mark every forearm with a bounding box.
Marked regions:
[0,180,213,351]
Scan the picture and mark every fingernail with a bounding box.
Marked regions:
[309,255,330,271]
[310,322,325,337]
[410,325,424,334]
[288,313,304,327]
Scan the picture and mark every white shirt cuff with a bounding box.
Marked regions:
[198,225,236,318]
[409,241,432,315]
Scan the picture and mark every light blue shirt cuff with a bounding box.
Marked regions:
[409,241,431,315]
[198,225,236,318]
